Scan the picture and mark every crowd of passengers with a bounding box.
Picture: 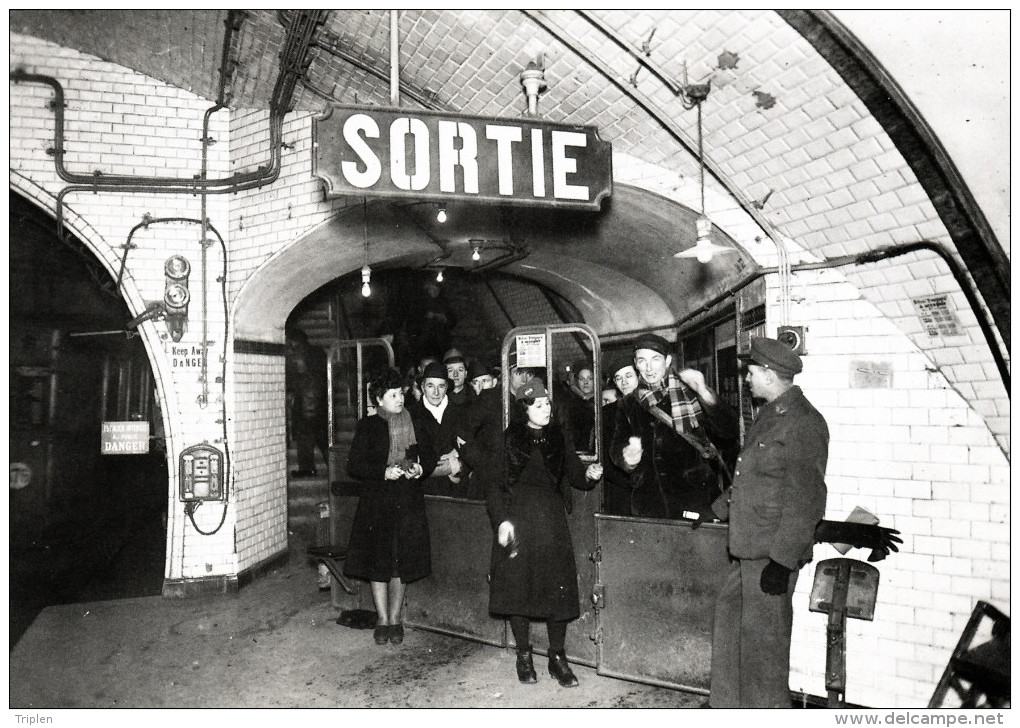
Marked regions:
[337,335,900,704]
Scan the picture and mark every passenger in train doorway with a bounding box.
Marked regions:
[599,350,638,516]
[609,334,738,520]
[557,359,596,453]
[345,369,437,646]
[285,327,329,478]
[407,362,464,497]
[701,337,828,708]
[486,378,603,688]
[443,349,473,405]
[455,358,503,500]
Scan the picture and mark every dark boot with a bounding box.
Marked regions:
[516,646,537,684]
[548,650,578,687]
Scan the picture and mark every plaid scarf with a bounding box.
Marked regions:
[636,372,703,435]
[636,373,730,482]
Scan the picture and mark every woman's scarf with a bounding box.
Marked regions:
[377,406,417,466]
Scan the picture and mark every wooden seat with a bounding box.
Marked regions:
[929,601,1010,708]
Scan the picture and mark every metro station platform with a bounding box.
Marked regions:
[8,531,702,710]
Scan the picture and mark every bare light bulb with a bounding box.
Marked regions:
[696,244,714,264]
[472,247,481,261]
[360,263,372,297]
[436,269,444,283]
[437,208,447,223]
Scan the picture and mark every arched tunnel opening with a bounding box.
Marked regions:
[9,192,168,649]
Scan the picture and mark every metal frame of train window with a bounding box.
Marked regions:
[501,323,602,462]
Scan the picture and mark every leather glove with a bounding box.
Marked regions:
[814,520,903,562]
[759,559,792,595]
[690,508,718,530]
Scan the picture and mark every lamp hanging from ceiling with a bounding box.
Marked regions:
[674,78,736,264]
[361,198,372,297]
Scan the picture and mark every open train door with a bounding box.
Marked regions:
[325,337,394,610]
[496,323,603,667]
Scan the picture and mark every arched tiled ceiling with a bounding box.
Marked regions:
[8,9,1010,448]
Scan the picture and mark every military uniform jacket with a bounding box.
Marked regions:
[712,386,828,570]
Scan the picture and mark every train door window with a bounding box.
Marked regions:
[502,325,601,462]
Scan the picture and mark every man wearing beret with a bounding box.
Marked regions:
[706,336,828,708]
[609,334,739,520]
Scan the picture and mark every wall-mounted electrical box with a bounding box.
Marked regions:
[179,444,225,501]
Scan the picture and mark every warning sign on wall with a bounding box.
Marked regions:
[101,421,150,455]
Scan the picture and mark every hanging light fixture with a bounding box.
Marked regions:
[435,268,444,283]
[674,78,736,264]
[472,245,481,262]
[361,199,372,297]
[437,206,447,223]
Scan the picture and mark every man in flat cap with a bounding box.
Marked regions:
[609,334,739,520]
[705,336,827,708]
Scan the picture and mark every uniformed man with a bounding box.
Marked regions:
[707,337,827,708]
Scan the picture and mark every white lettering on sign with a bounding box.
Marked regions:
[531,128,546,198]
[316,106,612,209]
[552,131,589,201]
[485,125,523,195]
[101,421,149,455]
[341,113,382,188]
[438,120,479,194]
[390,117,430,191]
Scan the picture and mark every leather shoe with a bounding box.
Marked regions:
[548,650,578,687]
[516,646,537,684]
[373,624,390,645]
[389,624,404,645]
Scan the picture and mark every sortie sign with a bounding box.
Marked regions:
[313,105,612,210]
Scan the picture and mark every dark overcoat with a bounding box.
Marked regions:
[609,388,739,519]
[454,386,503,501]
[344,414,436,583]
[408,397,464,497]
[486,422,595,621]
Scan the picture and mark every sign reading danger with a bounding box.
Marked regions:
[101,421,150,455]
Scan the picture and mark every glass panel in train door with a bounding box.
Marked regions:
[594,515,730,693]
[498,324,602,666]
[325,338,394,612]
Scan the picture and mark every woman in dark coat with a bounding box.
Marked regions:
[346,369,436,646]
[486,377,603,687]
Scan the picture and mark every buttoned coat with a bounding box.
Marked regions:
[712,385,828,569]
[344,414,437,583]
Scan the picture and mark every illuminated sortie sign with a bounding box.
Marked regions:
[313,105,612,210]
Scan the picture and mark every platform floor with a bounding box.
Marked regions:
[9,530,705,710]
